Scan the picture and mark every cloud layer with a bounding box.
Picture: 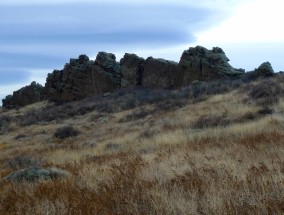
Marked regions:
[0,1,229,94]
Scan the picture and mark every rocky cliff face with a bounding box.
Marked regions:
[45,54,120,102]
[142,57,178,89]
[176,46,245,86]
[2,81,45,108]
[120,53,145,88]
[3,46,275,108]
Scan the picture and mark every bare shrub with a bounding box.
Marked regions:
[0,115,13,134]
[54,126,80,139]
[192,115,230,129]
[119,108,152,123]
[104,142,120,151]
[14,134,27,140]
[246,79,283,106]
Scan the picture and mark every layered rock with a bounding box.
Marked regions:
[95,52,121,85]
[176,46,245,86]
[2,81,45,108]
[45,54,120,102]
[142,57,178,89]
[120,53,145,88]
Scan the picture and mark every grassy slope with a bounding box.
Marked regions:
[0,75,284,214]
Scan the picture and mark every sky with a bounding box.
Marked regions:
[0,0,283,104]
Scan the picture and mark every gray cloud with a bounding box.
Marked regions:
[0,3,215,82]
[0,4,210,43]
[0,2,228,100]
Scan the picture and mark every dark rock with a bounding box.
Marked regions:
[142,57,178,89]
[95,52,121,84]
[242,62,274,81]
[3,46,264,107]
[2,166,70,183]
[45,53,120,102]
[176,46,244,86]
[2,81,45,108]
[255,61,274,76]
[120,53,145,87]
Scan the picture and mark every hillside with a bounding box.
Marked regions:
[0,73,284,214]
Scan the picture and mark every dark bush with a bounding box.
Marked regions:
[119,108,153,123]
[96,101,117,113]
[19,111,38,126]
[104,142,120,151]
[54,126,80,139]
[192,115,230,129]
[247,79,283,106]
[0,115,13,133]
[14,134,27,140]
[239,112,259,122]
[258,107,273,115]
[139,129,157,139]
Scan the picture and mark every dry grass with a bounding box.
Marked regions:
[0,76,284,214]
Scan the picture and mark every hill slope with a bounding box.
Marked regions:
[0,75,284,214]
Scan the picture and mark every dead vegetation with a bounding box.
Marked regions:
[0,74,284,214]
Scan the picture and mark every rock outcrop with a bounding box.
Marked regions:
[45,54,120,102]
[142,57,178,89]
[2,81,45,108]
[254,61,274,77]
[176,46,245,86]
[242,61,274,81]
[3,46,276,108]
[120,53,145,88]
[1,166,70,183]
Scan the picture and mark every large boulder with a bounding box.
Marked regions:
[142,57,178,89]
[120,53,145,88]
[2,166,70,183]
[255,61,274,76]
[176,46,244,86]
[45,54,120,102]
[242,61,274,81]
[2,81,45,108]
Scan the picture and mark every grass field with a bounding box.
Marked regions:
[0,75,284,214]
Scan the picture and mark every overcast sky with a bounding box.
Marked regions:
[1,0,283,103]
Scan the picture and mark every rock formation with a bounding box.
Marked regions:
[2,81,45,108]
[2,46,277,108]
[242,61,274,81]
[176,46,245,86]
[45,54,120,102]
[254,61,274,77]
[142,57,178,89]
[120,53,145,88]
